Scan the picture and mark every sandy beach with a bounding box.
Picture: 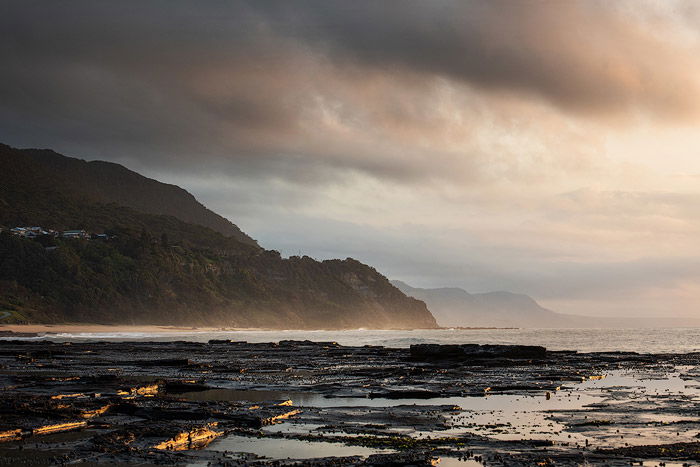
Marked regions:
[0,324,251,335]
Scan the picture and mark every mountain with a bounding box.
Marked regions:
[392,281,700,328]
[1,144,257,246]
[391,280,573,328]
[0,143,437,329]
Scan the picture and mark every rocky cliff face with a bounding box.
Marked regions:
[0,143,437,329]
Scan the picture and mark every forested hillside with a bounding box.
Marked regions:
[0,143,257,246]
[0,144,437,329]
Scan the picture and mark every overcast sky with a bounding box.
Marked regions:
[3,1,700,318]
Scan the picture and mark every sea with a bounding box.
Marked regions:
[11,327,700,354]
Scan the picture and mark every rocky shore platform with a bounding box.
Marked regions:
[1,339,700,466]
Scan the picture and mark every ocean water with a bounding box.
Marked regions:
[14,327,700,354]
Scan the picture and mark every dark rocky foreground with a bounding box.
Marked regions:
[1,339,700,466]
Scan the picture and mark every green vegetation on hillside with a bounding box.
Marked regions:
[0,143,437,329]
[0,231,435,328]
[0,143,257,246]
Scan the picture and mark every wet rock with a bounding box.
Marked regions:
[1,338,699,465]
[152,422,223,450]
[279,339,341,347]
[208,339,249,345]
[363,452,438,466]
[599,441,700,460]
[32,421,87,435]
[0,331,39,338]
[117,383,160,396]
[0,428,22,441]
[133,358,190,367]
[410,343,547,362]
[164,380,211,393]
[133,406,211,421]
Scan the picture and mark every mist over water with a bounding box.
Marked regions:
[17,328,700,354]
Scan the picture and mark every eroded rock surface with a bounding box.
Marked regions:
[0,340,698,465]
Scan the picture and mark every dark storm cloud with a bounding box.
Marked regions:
[0,0,697,183]
[3,1,700,317]
[255,0,699,116]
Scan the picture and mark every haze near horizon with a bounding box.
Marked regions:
[2,1,700,319]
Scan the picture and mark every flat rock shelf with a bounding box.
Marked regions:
[1,339,700,465]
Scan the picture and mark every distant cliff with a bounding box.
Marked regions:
[391,280,567,328]
[0,143,437,329]
[394,280,700,328]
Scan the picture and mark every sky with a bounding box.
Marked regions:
[2,0,700,318]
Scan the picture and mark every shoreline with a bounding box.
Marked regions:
[0,324,514,336]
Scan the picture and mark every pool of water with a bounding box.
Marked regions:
[433,457,483,467]
[202,434,393,460]
[179,369,700,448]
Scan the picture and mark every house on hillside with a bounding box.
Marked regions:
[25,227,48,237]
[10,226,49,238]
[61,230,89,239]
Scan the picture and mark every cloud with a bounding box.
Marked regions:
[1,0,700,184]
[256,0,700,117]
[2,1,700,317]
